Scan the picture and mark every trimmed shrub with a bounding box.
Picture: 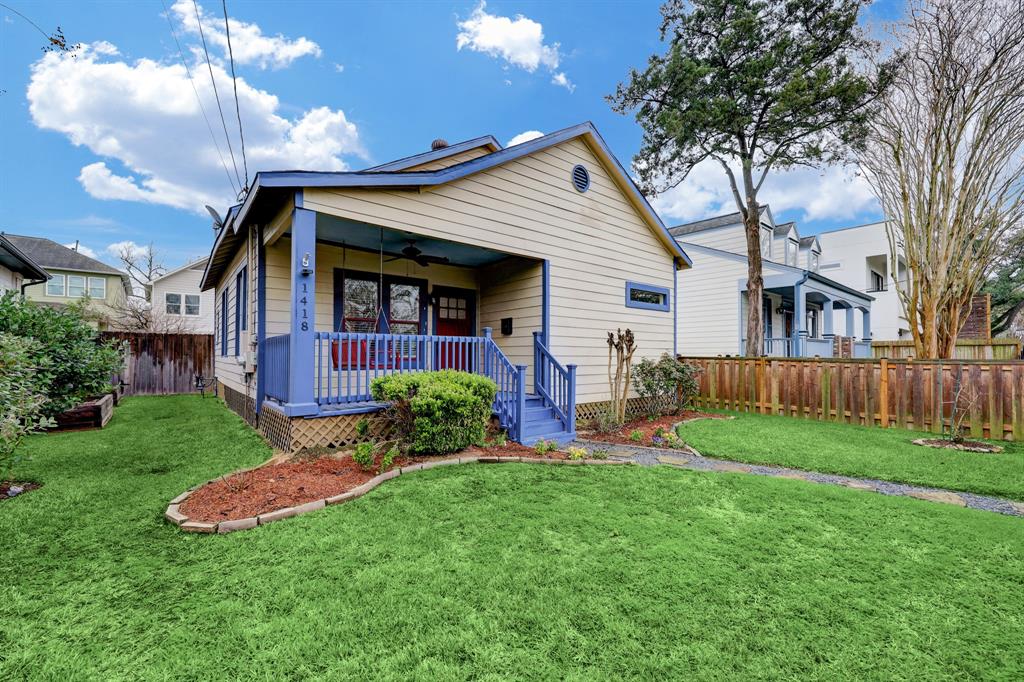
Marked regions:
[371,370,497,455]
[0,333,54,480]
[632,354,701,416]
[0,293,124,417]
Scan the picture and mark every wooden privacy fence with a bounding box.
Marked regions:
[101,332,214,395]
[871,338,1022,360]
[680,356,1024,441]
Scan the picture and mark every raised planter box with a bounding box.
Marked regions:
[51,393,114,432]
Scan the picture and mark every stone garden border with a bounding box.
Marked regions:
[165,456,630,534]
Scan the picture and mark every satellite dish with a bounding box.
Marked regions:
[205,205,224,229]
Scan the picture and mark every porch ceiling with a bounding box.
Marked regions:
[292,213,515,267]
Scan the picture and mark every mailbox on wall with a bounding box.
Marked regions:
[500,317,513,336]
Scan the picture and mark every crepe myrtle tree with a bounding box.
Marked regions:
[611,0,889,356]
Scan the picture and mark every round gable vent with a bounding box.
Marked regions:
[571,164,590,193]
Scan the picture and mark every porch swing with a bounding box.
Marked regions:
[330,228,396,370]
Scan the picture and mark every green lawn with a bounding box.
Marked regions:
[2,396,1023,680]
[677,412,1024,501]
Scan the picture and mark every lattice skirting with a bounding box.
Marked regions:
[219,382,257,428]
[254,401,392,454]
[576,395,671,425]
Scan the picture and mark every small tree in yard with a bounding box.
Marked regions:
[632,354,701,417]
[607,329,637,424]
[610,0,889,356]
[859,0,1024,358]
[0,334,54,482]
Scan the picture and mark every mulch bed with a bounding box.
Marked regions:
[912,438,1004,454]
[580,411,726,446]
[1,481,41,500]
[181,441,570,523]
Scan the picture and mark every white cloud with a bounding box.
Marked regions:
[456,2,571,91]
[64,242,98,259]
[106,240,148,260]
[333,63,345,73]
[550,71,574,93]
[170,0,320,70]
[28,41,365,214]
[650,159,879,226]
[506,130,544,147]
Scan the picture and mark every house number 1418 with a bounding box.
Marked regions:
[299,281,309,332]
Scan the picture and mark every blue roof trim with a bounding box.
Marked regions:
[214,122,692,284]
[362,135,502,172]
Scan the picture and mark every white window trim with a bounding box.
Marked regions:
[46,274,66,297]
[67,274,86,298]
[786,239,798,266]
[164,291,202,317]
[760,228,772,259]
[87,276,106,300]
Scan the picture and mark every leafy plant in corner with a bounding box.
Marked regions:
[0,333,55,482]
[355,418,370,438]
[629,430,643,443]
[534,439,558,455]
[566,446,587,461]
[632,354,701,417]
[352,442,375,471]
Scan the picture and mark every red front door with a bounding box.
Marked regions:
[435,288,475,370]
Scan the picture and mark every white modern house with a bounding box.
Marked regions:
[150,258,215,333]
[673,206,874,358]
[817,221,909,340]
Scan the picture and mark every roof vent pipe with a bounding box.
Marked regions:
[431,138,449,150]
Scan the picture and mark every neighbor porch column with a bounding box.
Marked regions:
[862,309,872,341]
[286,206,318,416]
[793,282,807,357]
[845,306,856,338]
[822,299,834,339]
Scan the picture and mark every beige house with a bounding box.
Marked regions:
[0,233,50,294]
[6,235,131,329]
[149,258,214,333]
[200,123,691,451]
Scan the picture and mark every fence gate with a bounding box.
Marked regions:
[101,332,214,396]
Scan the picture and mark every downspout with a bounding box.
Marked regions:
[20,277,47,295]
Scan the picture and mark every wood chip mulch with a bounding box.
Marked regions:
[912,438,1004,453]
[180,441,571,523]
[580,411,726,445]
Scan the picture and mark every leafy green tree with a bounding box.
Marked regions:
[0,333,53,481]
[611,0,889,356]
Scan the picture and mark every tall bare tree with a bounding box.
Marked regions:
[115,242,165,302]
[859,0,1024,358]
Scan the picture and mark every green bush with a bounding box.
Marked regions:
[371,370,497,455]
[0,293,124,417]
[0,333,55,480]
[352,442,374,470]
[632,354,701,416]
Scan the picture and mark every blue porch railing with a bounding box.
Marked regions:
[265,333,291,402]
[742,337,794,357]
[289,330,525,441]
[533,332,577,435]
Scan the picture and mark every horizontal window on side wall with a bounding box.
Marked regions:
[625,281,670,312]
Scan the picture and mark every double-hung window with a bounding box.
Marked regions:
[760,229,772,260]
[46,274,65,296]
[166,293,182,315]
[234,267,247,356]
[625,281,671,312]
[88,277,105,298]
[67,275,86,297]
[220,289,228,356]
[786,240,798,266]
[184,294,200,316]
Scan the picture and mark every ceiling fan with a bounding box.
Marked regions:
[386,239,450,267]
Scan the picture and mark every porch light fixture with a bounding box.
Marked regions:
[301,252,313,276]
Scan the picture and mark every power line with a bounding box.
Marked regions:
[158,0,238,197]
[221,0,248,192]
[191,0,243,192]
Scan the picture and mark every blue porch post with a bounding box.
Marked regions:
[822,299,834,339]
[861,309,872,341]
[482,327,493,377]
[286,207,318,416]
[566,363,577,434]
[533,330,543,394]
[515,364,528,442]
[793,281,807,357]
[845,306,856,338]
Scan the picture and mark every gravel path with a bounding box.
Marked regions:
[573,440,1024,517]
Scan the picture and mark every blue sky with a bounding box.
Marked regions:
[1,0,902,270]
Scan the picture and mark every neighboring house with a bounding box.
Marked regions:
[149,258,214,333]
[6,235,132,330]
[816,221,909,340]
[0,232,50,294]
[199,122,691,449]
[672,206,873,358]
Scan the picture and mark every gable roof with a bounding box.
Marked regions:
[362,135,502,172]
[0,233,50,282]
[202,122,691,289]
[5,234,131,294]
[799,235,821,251]
[773,221,797,237]
[669,206,771,237]
[151,257,209,284]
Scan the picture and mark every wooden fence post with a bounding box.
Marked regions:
[878,358,889,428]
